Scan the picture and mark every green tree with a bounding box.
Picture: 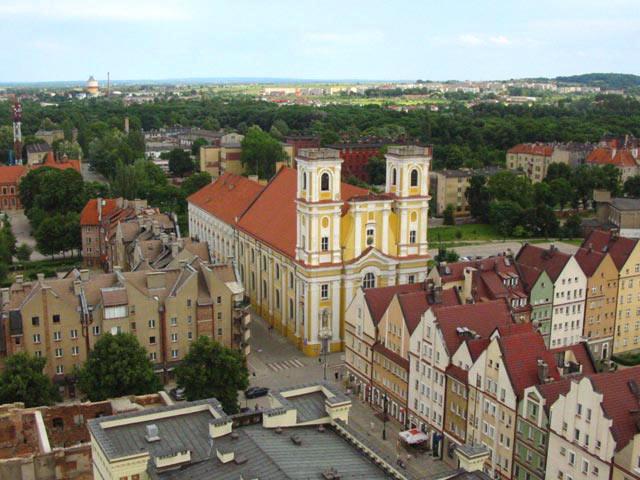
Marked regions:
[548,178,574,211]
[435,247,459,263]
[16,243,32,262]
[77,333,161,401]
[203,117,221,131]
[240,126,287,179]
[489,200,524,236]
[624,175,640,198]
[367,156,386,185]
[563,214,583,238]
[533,182,556,208]
[465,175,491,221]
[175,336,249,414]
[181,172,212,197]
[545,163,573,182]
[0,353,60,407]
[54,140,83,159]
[443,204,455,225]
[167,149,194,177]
[191,138,209,157]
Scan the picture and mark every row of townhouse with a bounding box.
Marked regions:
[345,267,599,479]
[345,232,640,478]
[0,251,250,398]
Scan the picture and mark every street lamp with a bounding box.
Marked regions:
[319,310,332,381]
[382,393,389,440]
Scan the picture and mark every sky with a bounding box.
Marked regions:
[1,0,639,83]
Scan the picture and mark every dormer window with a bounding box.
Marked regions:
[321,172,330,191]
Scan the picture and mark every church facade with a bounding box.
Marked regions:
[188,145,432,355]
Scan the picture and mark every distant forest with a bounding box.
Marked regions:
[555,73,640,89]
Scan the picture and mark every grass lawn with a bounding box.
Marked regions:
[428,224,502,243]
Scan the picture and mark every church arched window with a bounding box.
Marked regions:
[321,172,330,191]
[410,169,419,187]
[362,272,376,289]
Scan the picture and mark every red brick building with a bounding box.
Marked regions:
[327,142,385,183]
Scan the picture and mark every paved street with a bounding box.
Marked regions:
[245,312,453,479]
[81,162,108,183]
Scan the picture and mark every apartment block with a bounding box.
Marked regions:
[431,166,501,217]
[0,258,249,397]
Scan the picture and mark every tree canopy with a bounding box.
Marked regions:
[175,336,249,414]
[0,353,60,407]
[77,333,161,401]
[240,126,287,179]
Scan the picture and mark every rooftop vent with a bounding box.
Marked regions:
[145,424,160,442]
[322,467,341,479]
[230,432,239,440]
[275,427,283,434]
[318,425,326,433]
[234,454,248,465]
[291,434,302,446]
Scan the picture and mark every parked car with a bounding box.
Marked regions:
[245,386,269,399]
[170,387,186,401]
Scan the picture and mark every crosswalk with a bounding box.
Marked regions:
[266,359,305,372]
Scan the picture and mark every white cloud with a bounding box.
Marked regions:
[450,33,514,47]
[489,35,511,46]
[0,0,191,21]
[457,34,483,46]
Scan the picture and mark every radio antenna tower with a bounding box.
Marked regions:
[11,96,22,165]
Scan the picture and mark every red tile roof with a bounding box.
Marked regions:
[574,247,609,277]
[396,288,460,334]
[373,342,409,370]
[435,299,513,355]
[187,173,264,226]
[586,147,638,167]
[467,338,490,361]
[236,167,368,259]
[581,230,637,270]
[80,198,120,226]
[507,143,554,156]
[537,378,574,412]
[446,364,468,383]
[588,367,640,451]
[364,283,426,326]
[516,244,571,282]
[0,165,27,185]
[498,328,560,398]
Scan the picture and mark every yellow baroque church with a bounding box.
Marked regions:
[188,145,431,356]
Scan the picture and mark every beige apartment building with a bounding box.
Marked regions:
[199,132,295,178]
[430,166,501,217]
[0,258,250,397]
[507,143,591,183]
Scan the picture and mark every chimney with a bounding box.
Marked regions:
[46,151,55,164]
[152,220,160,236]
[113,265,122,273]
[79,269,90,282]
[463,267,476,303]
[73,279,82,296]
[171,242,180,258]
[97,197,103,222]
[15,274,23,288]
[537,359,549,383]
[433,286,442,304]
[37,273,45,283]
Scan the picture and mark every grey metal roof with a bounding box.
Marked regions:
[269,381,350,424]
[611,197,640,211]
[87,398,224,461]
[154,424,394,480]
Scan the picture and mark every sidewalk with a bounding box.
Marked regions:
[328,378,452,480]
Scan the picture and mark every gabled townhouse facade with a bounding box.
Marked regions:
[574,245,619,360]
[584,231,640,356]
[546,368,640,480]
[344,282,425,403]
[516,244,587,348]
[408,300,513,448]
[518,263,554,345]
